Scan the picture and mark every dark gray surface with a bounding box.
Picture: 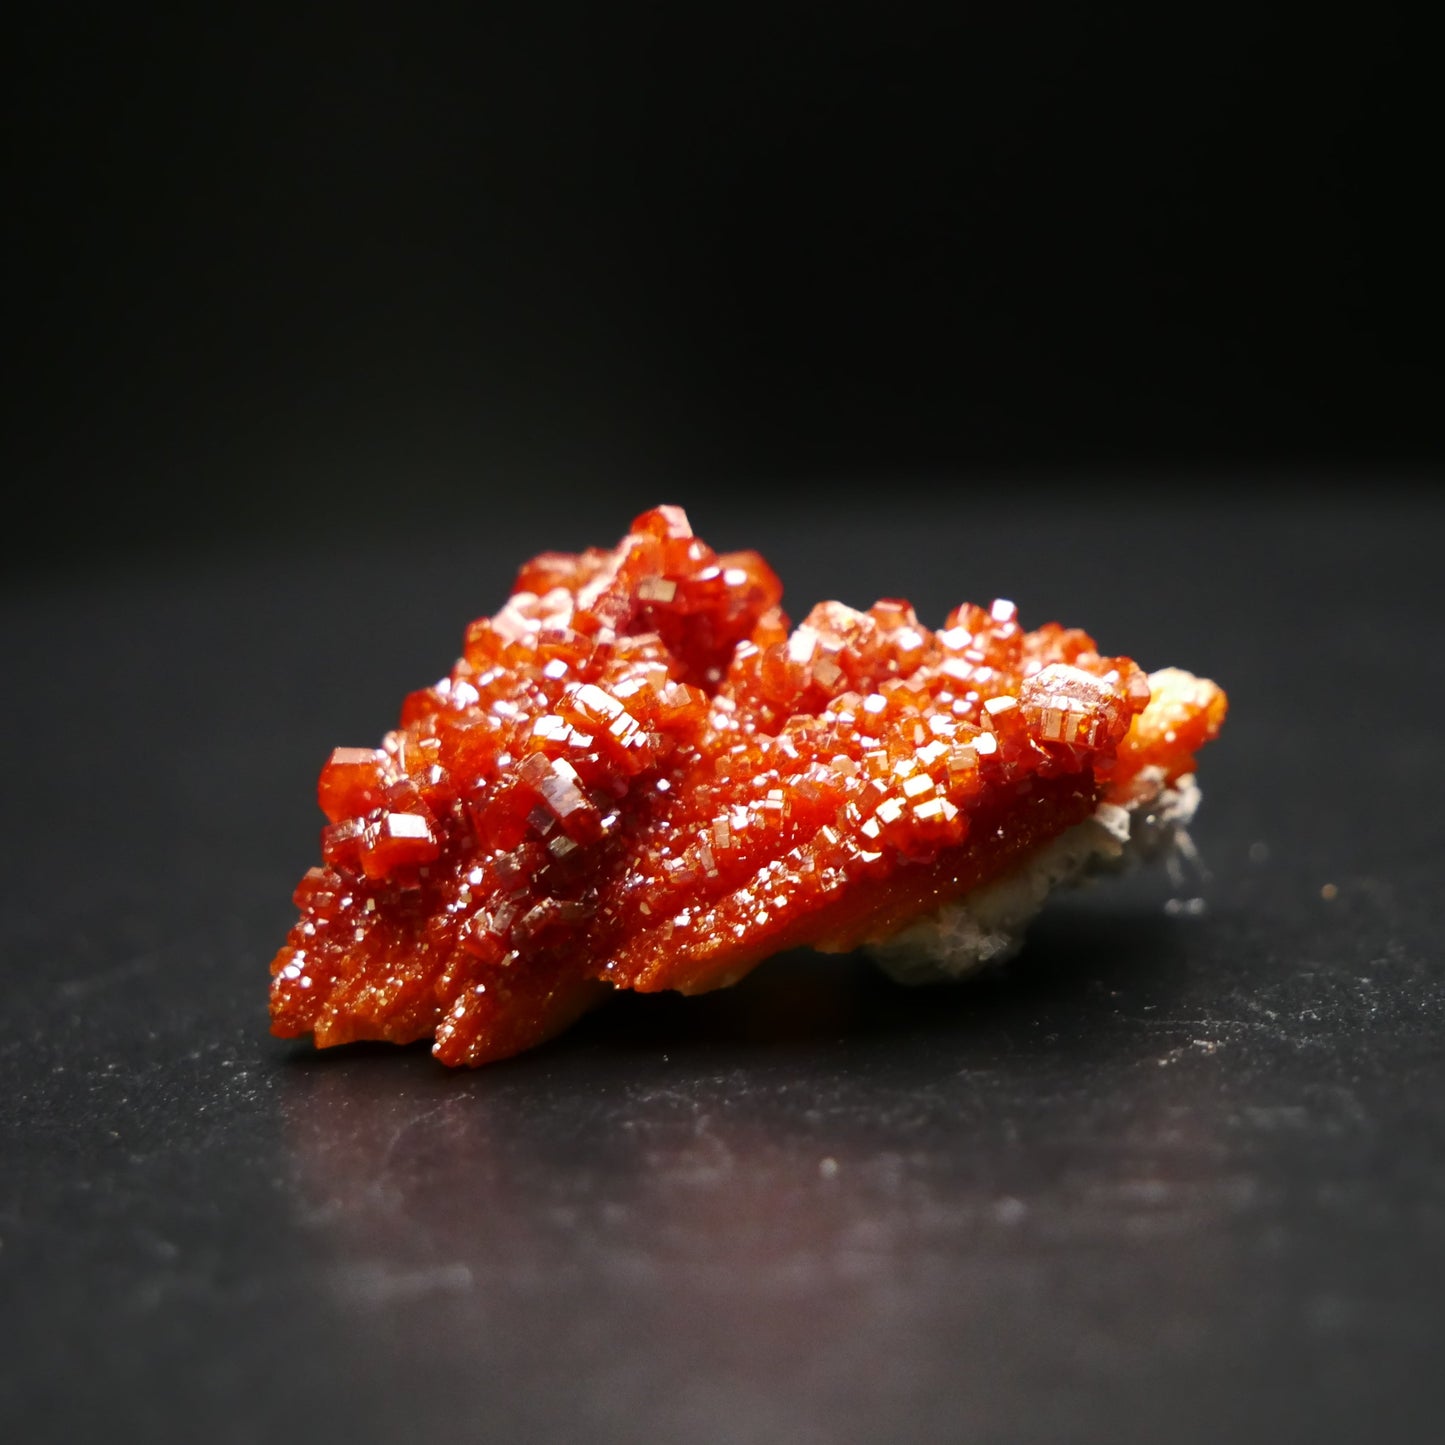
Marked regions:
[3,485,1442,1443]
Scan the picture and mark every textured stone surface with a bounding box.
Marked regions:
[270,507,1226,1064]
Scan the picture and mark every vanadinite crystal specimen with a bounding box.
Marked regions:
[271,507,1227,1065]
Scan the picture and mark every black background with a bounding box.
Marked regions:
[8,3,1440,571]
[5,6,1444,1443]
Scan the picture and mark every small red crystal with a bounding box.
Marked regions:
[270,507,1227,1065]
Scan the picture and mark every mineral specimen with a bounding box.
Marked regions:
[270,506,1226,1065]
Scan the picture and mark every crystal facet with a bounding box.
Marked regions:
[270,507,1227,1065]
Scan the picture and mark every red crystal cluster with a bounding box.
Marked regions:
[271,507,1226,1065]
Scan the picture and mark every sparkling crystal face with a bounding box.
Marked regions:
[270,506,1227,1066]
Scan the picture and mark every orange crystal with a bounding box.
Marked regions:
[270,506,1227,1065]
